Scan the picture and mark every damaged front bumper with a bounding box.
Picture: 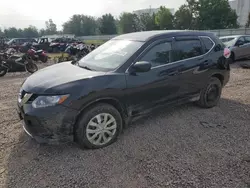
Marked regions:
[17,103,78,145]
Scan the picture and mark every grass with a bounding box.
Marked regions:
[47,53,69,59]
[84,40,107,45]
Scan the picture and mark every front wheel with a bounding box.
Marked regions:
[197,77,222,108]
[25,61,38,73]
[0,66,7,77]
[75,103,123,149]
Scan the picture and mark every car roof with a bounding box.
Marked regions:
[219,35,248,39]
[112,30,215,42]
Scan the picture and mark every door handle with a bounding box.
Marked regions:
[202,60,210,67]
[168,70,180,76]
[158,70,180,77]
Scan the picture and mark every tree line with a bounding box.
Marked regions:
[0,0,244,38]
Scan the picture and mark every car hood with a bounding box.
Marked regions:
[22,61,106,94]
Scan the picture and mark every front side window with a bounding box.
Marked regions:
[237,37,245,44]
[244,36,250,43]
[173,39,203,61]
[140,42,172,67]
[79,39,143,71]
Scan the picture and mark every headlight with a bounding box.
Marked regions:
[32,95,69,108]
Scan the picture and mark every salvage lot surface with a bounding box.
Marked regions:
[0,62,250,188]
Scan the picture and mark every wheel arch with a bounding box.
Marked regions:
[230,51,235,61]
[211,73,224,86]
[73,97,128,138]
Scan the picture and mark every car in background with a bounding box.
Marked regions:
[49,37,82,53]
[7,38,37,51]
[17,30,230,149]
[220,35,250,62]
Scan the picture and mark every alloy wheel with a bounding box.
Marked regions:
[86,113,117,146]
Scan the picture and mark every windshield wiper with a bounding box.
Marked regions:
[72,60,95,71]
[80,65,95,71]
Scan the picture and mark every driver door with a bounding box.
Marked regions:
[125,39,183,116]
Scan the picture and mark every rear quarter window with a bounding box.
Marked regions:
[200,37,215,53]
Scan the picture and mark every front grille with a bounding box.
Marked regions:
[19,89,37,103]
[20,89,26,99]
[28,94,38,102]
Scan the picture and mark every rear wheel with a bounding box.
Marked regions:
[229,52,235,63]
[197,77,222,108]
[25,60,38,73]
[0,67,7,77]
[40,55,48,63]
[75,103,123,149]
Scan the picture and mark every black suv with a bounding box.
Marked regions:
[17,30,230,149]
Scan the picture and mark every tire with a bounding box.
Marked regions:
[197,77,222,108]
[25,61,38,73]
[53,47,59,53]
[229,52,235,63]
[75,103,123,149]
[40,56,48,63]
[0,67,7,77]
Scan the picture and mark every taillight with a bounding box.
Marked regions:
[223,48,231,59]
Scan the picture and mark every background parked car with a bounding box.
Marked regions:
[220,35,250,62]
[49,37,82,53]
[7,38,37,51]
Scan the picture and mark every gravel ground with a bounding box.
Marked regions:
[0,61,250,188]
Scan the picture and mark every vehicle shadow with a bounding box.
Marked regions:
[3,98,250,188]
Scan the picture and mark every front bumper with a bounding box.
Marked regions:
[17,103,78,144]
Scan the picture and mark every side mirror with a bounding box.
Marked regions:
[236,40,244,46]
[131,61,151,73]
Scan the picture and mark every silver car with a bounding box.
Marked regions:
[220,35,250,61]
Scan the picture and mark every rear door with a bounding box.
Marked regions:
[172,36,211,97]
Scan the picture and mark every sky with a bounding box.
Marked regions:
[0,0,186,30]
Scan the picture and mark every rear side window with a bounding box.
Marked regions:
[140,42,172,67]
[173,39,203,61]
[200,37,214,53]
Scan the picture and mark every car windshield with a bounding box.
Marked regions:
[78,39,144,71]
[224,38,238,47]
[220,37,237,47]
[220,37,236,42]
[6,39,15,45]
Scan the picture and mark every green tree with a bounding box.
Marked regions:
[245,12,250,27]
[138,13,158,31]
[155,6,174,30]
[0,28,4,36]
[118,12,140,33]
[98,13,117,34]
[174,5,193,29]
[186,0,201,29]
[4,27,23,38]
[39,29,46,36]
[45,19,57,35]
[22,25,39,38]
[197,0,239,29]
[63,14,97,36]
